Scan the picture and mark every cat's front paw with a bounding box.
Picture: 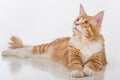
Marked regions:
[70,70,84,78]
[83,67,94,76]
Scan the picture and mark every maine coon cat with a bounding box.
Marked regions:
[2,4,107,77]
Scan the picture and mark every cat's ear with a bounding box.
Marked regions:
[79,4,86,16]
[93,11,104,25]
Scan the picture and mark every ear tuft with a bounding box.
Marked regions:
[94,11,104,25]
[80,4,86,16]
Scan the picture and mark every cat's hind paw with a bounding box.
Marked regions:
[70,70,84,78]
[2,50,11,56]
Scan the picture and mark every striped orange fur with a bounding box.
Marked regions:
[7,4,107,77]
[32,43,51,54]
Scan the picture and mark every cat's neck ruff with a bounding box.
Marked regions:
[69,36,103,62]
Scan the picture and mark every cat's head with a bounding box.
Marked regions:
[73,4,104,41]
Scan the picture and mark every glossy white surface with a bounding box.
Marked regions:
[0,53,120,80]
[0,54,105,80]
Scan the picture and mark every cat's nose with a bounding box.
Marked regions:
[74,22,80,26]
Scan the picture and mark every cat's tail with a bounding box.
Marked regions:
[9,36,50,54]
[9,36,27,49]
[32,43,51,54]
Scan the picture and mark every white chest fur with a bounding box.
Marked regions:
[70,37,103,62]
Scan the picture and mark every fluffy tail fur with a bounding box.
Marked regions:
[9,36,25,49]
[9,36,50,54]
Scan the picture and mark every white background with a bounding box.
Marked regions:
[0,0,120,80]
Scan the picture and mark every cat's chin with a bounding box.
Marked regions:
[74,27,79,32]
[73,26,81,34]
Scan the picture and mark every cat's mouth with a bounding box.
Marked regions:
[74,27,79,32]
[73,25,81,33]
[73,25,86,35]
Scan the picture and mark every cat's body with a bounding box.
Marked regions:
[2,4,107,77]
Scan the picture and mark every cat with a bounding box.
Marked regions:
[2,4,107,78]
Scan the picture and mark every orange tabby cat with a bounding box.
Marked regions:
[2,4,107,77]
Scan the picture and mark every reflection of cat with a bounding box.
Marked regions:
[2,4,107,77]
[2,57,106,80]
[2,57,69,79]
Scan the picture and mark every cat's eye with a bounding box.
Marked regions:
[84,20,89,24]
[76,18,79,21]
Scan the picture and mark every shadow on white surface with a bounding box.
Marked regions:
[1,56,106,80]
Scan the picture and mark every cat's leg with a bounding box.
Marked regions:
[2,36,51,58]
[2,36,35,58]
[83,53,105,76]
[2,47,33,58]
[68,46,83,78]
[2,46,50,58]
